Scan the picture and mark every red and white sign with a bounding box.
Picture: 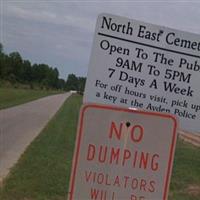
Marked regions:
[68,104,177,200]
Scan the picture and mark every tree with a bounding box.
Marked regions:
[45,67,59,88]
[22,60,32,82]
[65,74,79,91]
[77,77,86,94]
[0,53,14,81]
[0,43,3,54]
[57,78,65,90]
[0,43,64,90]
[9,52,23,82]
[0,43,4,78]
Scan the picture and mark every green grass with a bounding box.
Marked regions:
[0,94,82,200]
[0,87,61,109]
[0,94,199,200]
[169,140,200,200]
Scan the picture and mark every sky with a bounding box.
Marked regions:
[1,0,200,79]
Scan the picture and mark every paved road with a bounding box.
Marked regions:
[0,93,71,182]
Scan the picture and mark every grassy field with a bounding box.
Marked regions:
[170,140,200,200]
[0,87,61,109]
[0,95,199,200]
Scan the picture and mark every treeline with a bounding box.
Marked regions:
[0,43,86,93]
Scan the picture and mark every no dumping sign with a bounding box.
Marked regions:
[68,104,177,200]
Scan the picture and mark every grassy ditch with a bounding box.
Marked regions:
[0,94,199,200]
[0,87,61,109]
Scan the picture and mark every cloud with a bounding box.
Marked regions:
[2,1,200,79]
[7,4,56,21]
[4,2,95,33]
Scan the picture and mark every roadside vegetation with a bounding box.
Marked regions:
[0,43,86,92]
[0,95,199,200]
[0,87,62,109]
[170,140,200,200]
[0,43,86,108]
